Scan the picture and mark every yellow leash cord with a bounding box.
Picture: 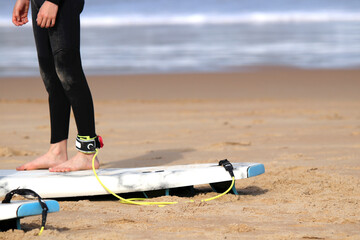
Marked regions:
[92,149,235,206]
[38,226,44,236]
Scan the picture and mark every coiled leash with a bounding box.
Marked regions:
[87,135,236,206]
[2,189,48,235]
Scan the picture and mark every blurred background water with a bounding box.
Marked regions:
[1,0,360,77]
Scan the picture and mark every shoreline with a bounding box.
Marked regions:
[1,67,360,101]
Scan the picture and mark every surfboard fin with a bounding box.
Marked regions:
[212,159,237,194]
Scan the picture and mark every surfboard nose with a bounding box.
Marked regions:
[247,164,265,178]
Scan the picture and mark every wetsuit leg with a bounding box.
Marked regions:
[31,0,71,143]
[31,0,96,143]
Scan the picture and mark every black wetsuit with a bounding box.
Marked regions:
[31,0,96,143]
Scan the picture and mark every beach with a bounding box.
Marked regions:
[0,67,360,239]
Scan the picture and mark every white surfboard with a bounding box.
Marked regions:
[0,162,265,198]
[0,200,59,221]
[0,200,59,231]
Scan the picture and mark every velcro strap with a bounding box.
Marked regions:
[2,189,48,228]
[76,135,103,153]
[218,159,235,177]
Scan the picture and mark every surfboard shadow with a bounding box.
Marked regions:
[21,223,69,232]
[237,186,268,196]
[199,185,268,196]
[103,148,195,168]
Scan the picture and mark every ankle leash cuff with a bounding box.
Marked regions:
[76,135,104,154]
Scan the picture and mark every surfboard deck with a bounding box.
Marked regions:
[0,162,265,198]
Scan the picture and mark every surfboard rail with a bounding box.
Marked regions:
[0,200,59,231]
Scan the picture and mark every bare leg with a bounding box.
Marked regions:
[49,151,99,172]
[16,139,68,171]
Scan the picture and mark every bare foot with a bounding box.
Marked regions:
[49,151,99,172]
[16,140,68,171]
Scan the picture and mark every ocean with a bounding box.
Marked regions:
[1,0,360,77]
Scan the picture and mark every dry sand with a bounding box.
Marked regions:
[0,67,360,239]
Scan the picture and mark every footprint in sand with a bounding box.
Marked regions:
[206,141,252,151]
[0,146,36,157]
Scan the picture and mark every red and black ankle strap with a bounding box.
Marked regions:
[75,135,104,154]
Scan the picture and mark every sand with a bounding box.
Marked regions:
[0,67,360,239]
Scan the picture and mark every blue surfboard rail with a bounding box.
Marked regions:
[247,164,265,178]
[0,200,60,231]
[17,200,60,218]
